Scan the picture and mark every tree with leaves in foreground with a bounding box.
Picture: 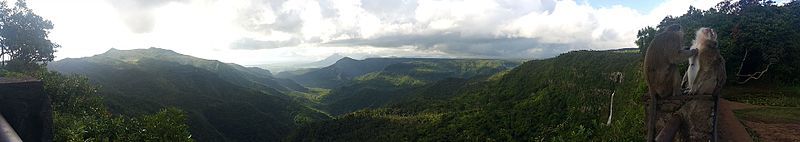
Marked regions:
[0,0,59,72]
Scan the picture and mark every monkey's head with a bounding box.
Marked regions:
[693,27,718,50]
[695,27,717,41]
[665,24,684,39]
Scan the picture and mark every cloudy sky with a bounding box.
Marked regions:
[20,0,780,66]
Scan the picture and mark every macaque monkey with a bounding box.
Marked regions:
[683,27,722,94]
[645,24,698,98]
[643,24,697,141]
[689,27,725,96]
[679,27,726,141]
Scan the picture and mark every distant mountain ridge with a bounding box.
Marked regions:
[276,57,416,88]
[306,53,346,67]
[74,48,306,92]
[48,48,328,141]
[279,57,519,89]
[278,56,520,115]
[254,53,346,73]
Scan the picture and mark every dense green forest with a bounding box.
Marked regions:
[48,48,330,141]
[2,70,194,141]
[278,57,422,88]
[43,48,520,141]
[313,58,519,115]
[288,50,645,141]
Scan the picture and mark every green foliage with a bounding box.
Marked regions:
[486,69,510,81]
[382,59,516,81]
[125,108,193,141]
[289,50,648,141]
[319,58,518,116]
[723,85,800,107]
[284,57,518,89]
[355,72,427,87]
[48,48,330,141]
[636,0,800,84]
[0,0,59,72]
[53,108,193,142]
[734,107,800,124]
[635,26,657,55]
[3,69,193,141]
[90,48,307,93]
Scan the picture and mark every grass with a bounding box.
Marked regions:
[723,85,800,107]
[734,107,800,124]
[309,88,331,100]
[286,88,331,103]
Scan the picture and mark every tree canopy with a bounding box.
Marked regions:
[0,0,59,72]
[636,0,800,85]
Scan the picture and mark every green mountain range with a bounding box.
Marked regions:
[47,47,525,141]
[277,57,519,88]
[48,48,329,141]
[46,47,644,141]
[310,58,520,115]
[287,50,646,141]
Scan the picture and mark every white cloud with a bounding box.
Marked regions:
[23,0,731,66]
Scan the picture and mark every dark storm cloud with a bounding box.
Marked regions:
[227,0,631,59]
[319,0,567,59]
[231,38,301,50]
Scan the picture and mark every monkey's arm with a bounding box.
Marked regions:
[670,48,697,64]
[678,48,698,58]
[681,71,689,93]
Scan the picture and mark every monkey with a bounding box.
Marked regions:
[644,24,698,98]
[643,24,697,141]
[689,27,725,96]
[682,27,720,94]
[677,27,726,141]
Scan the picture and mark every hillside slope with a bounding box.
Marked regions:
[320,58,519,115]
[49,48,329,141]
[278,57,416,88]
[288,50,647,141]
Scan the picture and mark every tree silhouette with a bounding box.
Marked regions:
[0,0,59,72]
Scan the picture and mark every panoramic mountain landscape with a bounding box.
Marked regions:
[1,0,799,141]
